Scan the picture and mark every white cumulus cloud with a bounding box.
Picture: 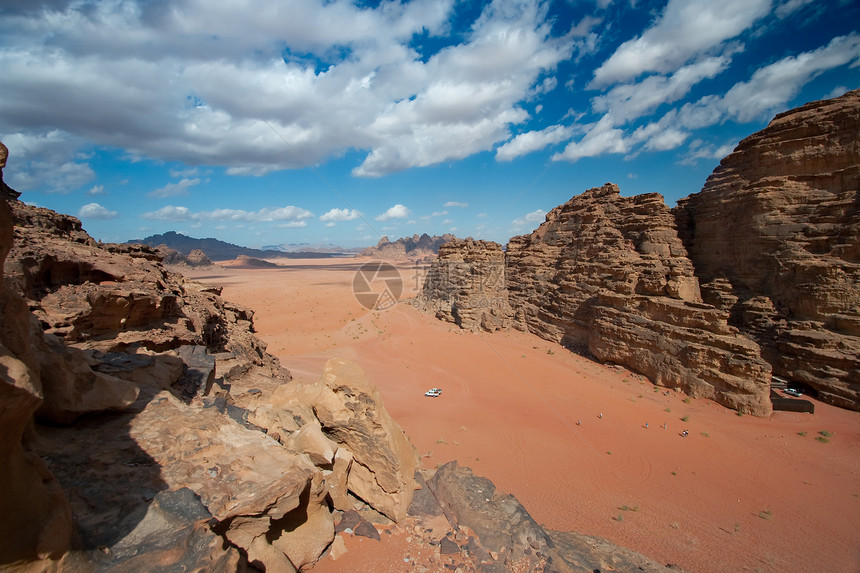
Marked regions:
[320,208,362,222]
[496,124,574,161]
[590,0,771,87]
[512,209,547,228]
[375,204,411,221]
[0,0,585,181]
[78,202,118,219]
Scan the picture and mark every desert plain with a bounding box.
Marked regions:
[187,257,860,573]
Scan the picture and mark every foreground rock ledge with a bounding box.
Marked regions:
[0,198,419,571]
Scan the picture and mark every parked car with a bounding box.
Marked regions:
[425,388,442,397]
[784,388,803,397]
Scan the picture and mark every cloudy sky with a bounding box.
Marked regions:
[1,0,857,248]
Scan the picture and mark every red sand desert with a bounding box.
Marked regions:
[188,258,860,573]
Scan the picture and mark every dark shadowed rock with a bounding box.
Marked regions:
[427,461,683,573]
[91,487,241,572]
[354,520,381,540]
[174,345,216,399]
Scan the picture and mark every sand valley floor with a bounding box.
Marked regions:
[188,258,860,573]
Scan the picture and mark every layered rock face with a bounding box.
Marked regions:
[675,88,860,410]
[505,184,772,415]
[1,199,418,571]
[0,199,75,566]
[419,238,513,331]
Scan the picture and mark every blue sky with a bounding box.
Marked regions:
[1,0,858,248]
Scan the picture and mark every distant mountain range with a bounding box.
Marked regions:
[261,242,365,254]
[127,231,356,261]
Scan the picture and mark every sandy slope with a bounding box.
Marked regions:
[188,259,860,573]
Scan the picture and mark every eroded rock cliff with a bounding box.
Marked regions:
[418,238,514,331]
[675,88,860,410]
[505,184,772,415]
[1,199,419,571]
[423,90,859,414]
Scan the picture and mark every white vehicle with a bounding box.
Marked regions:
[784,388,803,397]
[425,388,442,397]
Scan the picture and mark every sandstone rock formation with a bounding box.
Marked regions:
[675,88,860,410]
[0,198,75,567]
[359,233,455,259]
[0,198,419,571]
[421,185,772,415]
[159,246,214,267]
[422,91,860,414]
[505,184,772,415]
[418,238,513,331]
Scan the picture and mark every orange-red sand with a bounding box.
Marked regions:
[189,259,860,573]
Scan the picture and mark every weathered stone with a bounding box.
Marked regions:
[270,472,336,571]
[418,238,513,332]
[408,471,445,518]
[439,536,460,555]
[284,418,339,468]
[335,509,362,534]
[0,198,74,567]
[174,345,216,400]
[505,184,771,415]
[34,333,140,424]
[94,487,241,572]
[353,520,381,541]
[427,461,679,573]
[326,448,354,511]
[675,88,860,410]
[327,534,348,560]
[308,358,418,522]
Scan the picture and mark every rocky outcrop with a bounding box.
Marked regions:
[421,91,860,414]
[1,198,419,571]
[417,238,513,331]
[675,88,860,410]
[0,198,75,566]
[359,233,455,259]
[422,461,684,573]
[159,246,214,267]
[418,192,774,416]
[503,184,771,415]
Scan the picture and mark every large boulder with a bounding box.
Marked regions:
[255,359,418,521]
[310,359,417,522]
